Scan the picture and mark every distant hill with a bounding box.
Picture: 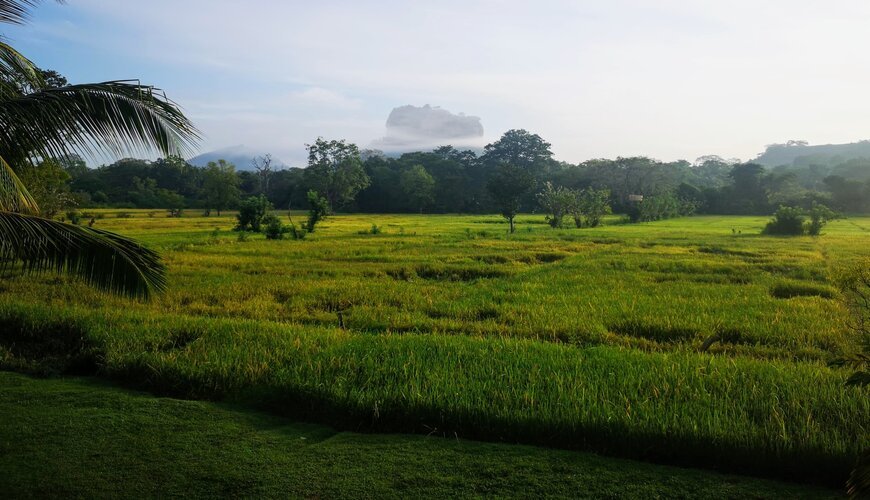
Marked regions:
[189,146,288,171]
[755,140,870,167]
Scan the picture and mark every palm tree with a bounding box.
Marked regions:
[0,0,199,298]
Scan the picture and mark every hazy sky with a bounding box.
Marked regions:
[5,0,870,166]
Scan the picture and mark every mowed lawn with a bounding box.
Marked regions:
[1,212,868,493]
[0,372,840,499]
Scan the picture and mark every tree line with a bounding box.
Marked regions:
[23,129,870,221]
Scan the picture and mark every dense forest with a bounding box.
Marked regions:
[24,130,870,219]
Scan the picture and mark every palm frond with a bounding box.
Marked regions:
[0,0,58,25]
[0,154,37,212]
[0,81,200,165]
[0,40,43,98]
[0,211,166,298]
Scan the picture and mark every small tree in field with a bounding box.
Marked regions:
[807,202,837,236]
[487,164,534,233]
[571,188,612,228]
[305,190,329,233]
[202,159,240,216]
[303,138,370,211]
[537,182,574,228]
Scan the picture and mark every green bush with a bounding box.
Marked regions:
[287,222,307,240]
[263,215,286,240]
[763,206,806,235]
[235,195,272,232]
[65,210,81,225]
[764,204,837,236]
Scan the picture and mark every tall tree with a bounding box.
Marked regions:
[251,153,274,195]
[303,138,369,211]
[487,163,534,233]
[0,1,199,298]
[482,129,554,174]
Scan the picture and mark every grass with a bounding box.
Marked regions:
[0,371,840,499]
[1,212,868,489]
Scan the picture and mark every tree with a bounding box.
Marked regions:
[304,138,370,210]
[0,2,199,298]
[251,153,274,195]
[482,129,554,173]
[202,160,240,215]
[399,164,435,213]
[305,190,329,232]
[16,159,74,217]
[487,164,534,233]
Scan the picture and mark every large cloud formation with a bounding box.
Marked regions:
[373,105,484,152]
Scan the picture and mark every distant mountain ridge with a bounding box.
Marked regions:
[755,140,870,167]
[188,145,288,171]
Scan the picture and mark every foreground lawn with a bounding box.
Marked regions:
[0,372,839,499]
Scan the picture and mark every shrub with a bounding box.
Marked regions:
[65,210,81,225]
[763,206,806,235]
[763,204,837,236]
[263,215,286,240]
[571,188,612,228]
[287,222,307,240]
[235,195,272,232]
[537,182,574,228]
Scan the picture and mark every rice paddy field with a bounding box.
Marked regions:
[2,211,869,494]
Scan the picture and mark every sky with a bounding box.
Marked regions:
[4,0,870,167]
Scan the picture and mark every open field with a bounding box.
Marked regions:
[1,212,868,489]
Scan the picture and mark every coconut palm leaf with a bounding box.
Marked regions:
[0,81,200,165]
[0,39,43,98]
[0,1,59,26]
[0,211,166,298]
[0,153,37,213]
[0,1,195,299]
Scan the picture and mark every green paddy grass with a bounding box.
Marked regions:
[1,212,868,488]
